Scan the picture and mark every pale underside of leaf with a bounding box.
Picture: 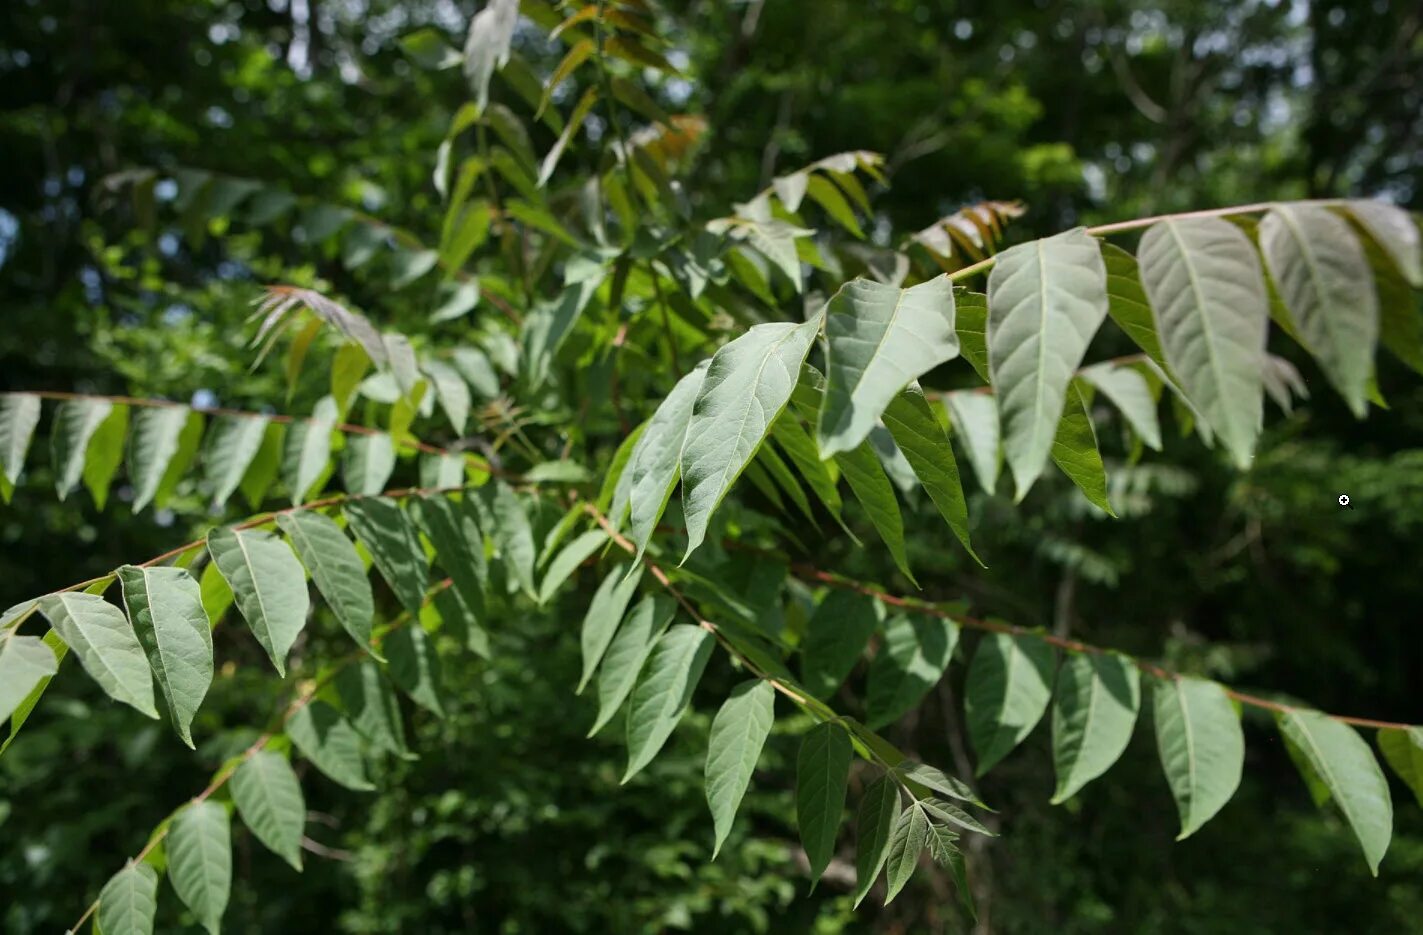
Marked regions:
[705,679,776,857]
[1259,204,1378,418]
[680,318,820,560]
[37,591,158,718]
[1278,709,1392,875]
[230,750,305,870]
[590,593,673,736]
[97,861,159,935]
[207,526,310,676]
[944,391,1000,495]
[818,276,958,457]
[1050,652,1141,803]
[987,228,1109,499]
[117,564,213,749]
[1138,217,1267,466]
[168,800,232,935]
[1153,676,1244,840]
[623,623,715,781]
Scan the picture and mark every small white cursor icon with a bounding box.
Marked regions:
[1338,494,1352,509]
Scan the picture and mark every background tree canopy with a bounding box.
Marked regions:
[2,1,1422,933]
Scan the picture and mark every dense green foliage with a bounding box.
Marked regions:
[4,2,1423,933]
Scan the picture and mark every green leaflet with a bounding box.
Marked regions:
[1078,362,1163,451]
[424,359,471,434]
[1377,727,1423,807]
[287,699,375,791]
[409,493,487,610]
[881,383,980,563]
[434,584,490,659]
[800,590,880,700]
[627,362,706,561]
[200,559,235,625]
[238,421,286,509]
[230,751,305,870]
[679,317,821,560]
[882,801,930,904]
[117,565,213,749]
[894,761,985,808]
[868,424,917,495]
[537,529,608,604]
[36,591,157,718]
[282,399,338,503]
[207,526,310,677]
[852,774,901,908]
[337,660,410,757]
[806,173,864,237]
[155,410,205,508]
[919,796,993,836]
[522,273,604,390]
[770,413,845,523]
[537,85,599,187]
[331,343,371,415]
[384,332,424,399]
[1137,217,1267,467]
[385,624,445,717]
[203,414,271,507]
[1345,199,1421,288]
[705,679,776,858]
[744,219,812,291]
[589,594,674,737]
[944,391,1000,495]
[1050,379,1114,516]
[538,503,589,569]
[754,441,815,524]
[0,626,68,756]
[0,634,59,723]
[790,366,914,580]
[489,482,537,599]
[623,623,714,782]
[0,392,41,502]
[602,419,646,527]
[418,452,463,489]
[578,564,644,694]
[834,438,915,584]
[523,459,590,484]
[1050,652,1141,803]
[1360,231,1423,376]
[1100,242,1169,371]
[795,721,853,887]
[1259,204,1378,417]
[97,861,159,935]
[865,614,959,729]
[168,800,232,935]
[1278,709,1392,875]
[343,433,396,496]
[1153,676,1244,840]
[953,291,991,382]
[51,398,113,500]
[83,403,130,509]
[817,276,958,457]
[987,228,1109,499]
[127,405,192,512]
[344,497,429,615]
[964,631,1055,775]
[277,510,376,652]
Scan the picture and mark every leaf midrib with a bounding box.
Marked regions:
[1163,220,1236,443]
